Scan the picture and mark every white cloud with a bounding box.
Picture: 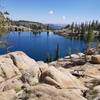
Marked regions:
[49,10,54,15]
[62,16,66,20]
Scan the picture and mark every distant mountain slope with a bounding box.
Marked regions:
[10,20,47,30]
[47,24,66,30]
[10,20,66,31]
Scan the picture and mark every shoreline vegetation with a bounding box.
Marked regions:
[0,10,100,38]
[0,10,100,41]
[7,20,100,37]
[5,20,100,51]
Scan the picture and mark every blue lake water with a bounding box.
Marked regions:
[0,32,96,61]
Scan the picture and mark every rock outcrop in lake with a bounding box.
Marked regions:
[0,51,100,100]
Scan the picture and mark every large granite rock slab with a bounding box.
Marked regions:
[40,66,87,90]
[16,84,87,100]
[0,54,21,79]
[1,51,99,100]
[91,55,100,64]
[0,89,16,100]
[0,51,41,92]
[9,51,40,75]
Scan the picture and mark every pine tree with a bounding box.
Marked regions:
[0,11,7,33]
[46,53,52,62]
[86,25,94,49]
[54,44,60,60]
[81,23,86,34]
[71,22,74,33]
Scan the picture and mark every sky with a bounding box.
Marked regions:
[1,0,100,24]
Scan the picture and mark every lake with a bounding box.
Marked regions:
[0,32,96,61]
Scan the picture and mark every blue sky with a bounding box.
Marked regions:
[1,0,100,24]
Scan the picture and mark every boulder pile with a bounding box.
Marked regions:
[0,51,99,100]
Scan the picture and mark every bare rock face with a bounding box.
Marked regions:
[31,84,87,100]
[9,51,41,85]
[86,85,100,100]
[91,55,100,64]
[0,51,96,100]
[93,85,100,93]
[9,51,40,76]
[0,54,21,79]
[0,54,23,92]
[16,84,87,100]
[0,89,16,100]
[40,66,87,90]
[70,53,85,59]
[37,61,48,73]
[86,48,96,55]
[0,51,41,92]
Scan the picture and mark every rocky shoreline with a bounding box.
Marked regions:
[0,51,100,100]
